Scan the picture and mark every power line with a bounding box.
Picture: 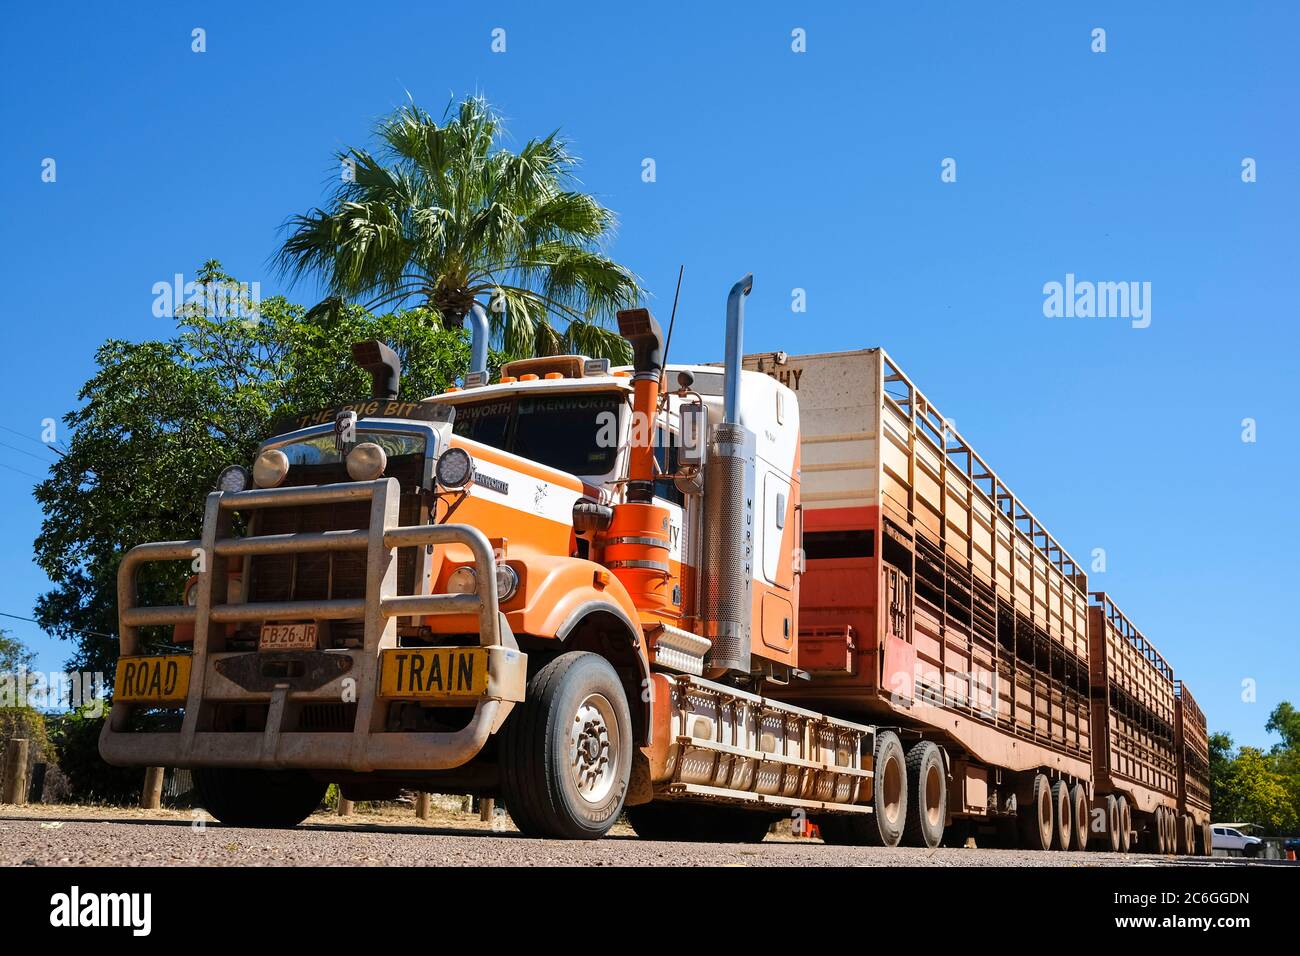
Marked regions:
[0,439,55,464]
[0,423,65,456]
[0,460,44,481]
[0,609,116,642]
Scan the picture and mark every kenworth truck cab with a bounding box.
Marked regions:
[102,276,877,839]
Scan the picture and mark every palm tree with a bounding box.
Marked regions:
[275,96,640,362]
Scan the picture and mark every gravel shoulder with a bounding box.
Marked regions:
[0,804,1254,867]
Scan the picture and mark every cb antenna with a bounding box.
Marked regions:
[660,264,685,382]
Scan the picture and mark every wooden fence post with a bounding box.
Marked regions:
[140,767,165,809]
[415,792,430,820]
[479,797,495,822]
[337,797,354,816]
[1,738,29,806]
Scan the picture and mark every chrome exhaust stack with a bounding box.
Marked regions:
[702,274,756,678]
[466,301,490,378]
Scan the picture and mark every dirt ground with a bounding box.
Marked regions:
[1,802,1266,867]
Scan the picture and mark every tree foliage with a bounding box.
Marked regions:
[276,96,639,362]
[32,261,475,675]
[1209,703,1300,834]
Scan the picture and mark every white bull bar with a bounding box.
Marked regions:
[99,477,525,772]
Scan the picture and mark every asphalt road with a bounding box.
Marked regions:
[0,809,1269,867]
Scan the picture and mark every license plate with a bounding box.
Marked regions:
[259,622,318,651]
[115,655,192,704]
[379,648,489,699]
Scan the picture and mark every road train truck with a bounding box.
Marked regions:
[101,273,1210,848]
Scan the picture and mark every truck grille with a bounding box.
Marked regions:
[245,456,426,645]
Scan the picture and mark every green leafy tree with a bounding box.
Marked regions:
[1265,702,1300,753]
[276,96,639,362]
[1208,706,1300,835]
[33,261,474,676]
[0,630,55,796]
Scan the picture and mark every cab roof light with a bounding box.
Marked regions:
[463,370,490,388]
[583,358,611,377]
[499,355,588,380]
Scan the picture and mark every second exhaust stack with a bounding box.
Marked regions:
[702,274,756,677]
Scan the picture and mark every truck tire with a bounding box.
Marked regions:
[1200,822,1213,856]
[500,652,632,839]
[1069,782,1089,851]
[191,767,326,828]
[1150,808,1166,854]
[1103,794,1121,852]
[1116,795,1131,853]
[902,741,946,848]
[1178,814,1194,855]
[1019,773,1053,851]
[1050,779,1071,850]
[625,802,775,843]
[818,730,907,847]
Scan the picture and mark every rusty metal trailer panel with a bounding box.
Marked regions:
[1086,592,1178,813]
[1175,680,1211,820]
[750,349,1091,781]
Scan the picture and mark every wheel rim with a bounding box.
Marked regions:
[881,754,903,824]
[924,764,942,827]
[569,693,620,805]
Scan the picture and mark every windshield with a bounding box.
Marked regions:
[451,391,623,477]
[278,430,427,466]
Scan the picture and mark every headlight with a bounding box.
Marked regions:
[184,579,199,606]
[435,447,475,489]
[253,448,290,488]
[445,564,518,601]
[445,566,477,594]
[216,465,250,493]
[495,564,519,602]
[346,441,388,481]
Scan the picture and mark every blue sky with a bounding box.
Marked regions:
[0,2,1295,747]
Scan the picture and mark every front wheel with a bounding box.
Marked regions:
[500,652,633,839]
[192,767,327,828]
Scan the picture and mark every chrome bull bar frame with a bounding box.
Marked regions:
[100,477,525,772]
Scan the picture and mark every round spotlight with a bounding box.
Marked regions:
[346,441,388,481]
[445,566,477,594]
[253,448,290,488]
[216,465,251,494]
[435,447,475,489]
[495,564,519,602]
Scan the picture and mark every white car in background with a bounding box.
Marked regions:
[1211,824,1263,857]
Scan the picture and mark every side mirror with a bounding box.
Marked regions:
[678,403,708,468]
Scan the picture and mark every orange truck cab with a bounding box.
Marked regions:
[101,278,875,839]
